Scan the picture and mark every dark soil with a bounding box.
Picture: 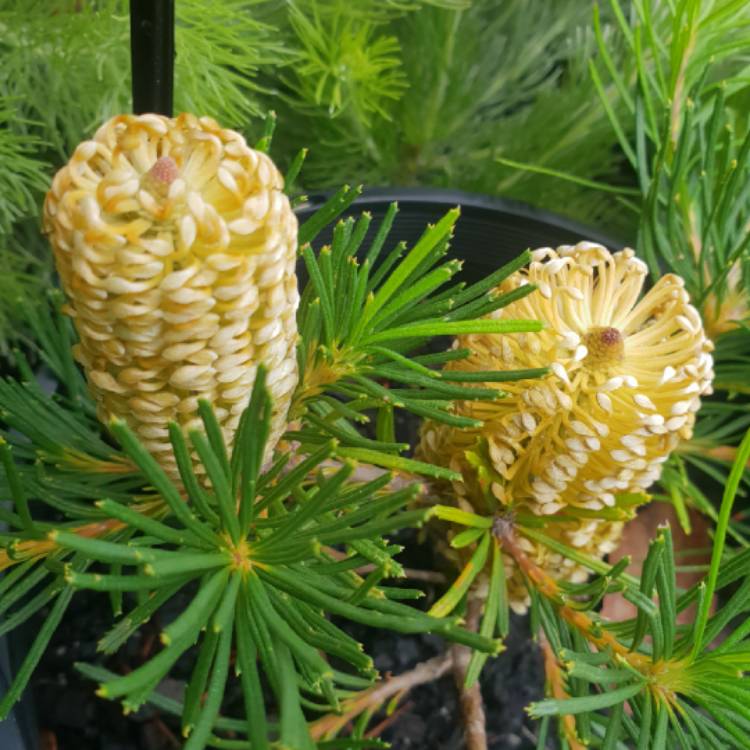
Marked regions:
[350,616,548,750]
[24,528,548,750]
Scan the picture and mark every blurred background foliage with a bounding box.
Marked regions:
[0,0,749,352]
[266,0,632,230]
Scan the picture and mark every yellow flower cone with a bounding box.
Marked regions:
[419,242,714,610]
[44,113,299,474]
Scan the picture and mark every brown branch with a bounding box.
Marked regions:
[497,522,647,669]
[0,499,163,572]
[541,637,585,750]
[452,594,488,750]
[364,700,414,739]
[309,652,454,741]
[706,444,750,466]
[399,567,447,584]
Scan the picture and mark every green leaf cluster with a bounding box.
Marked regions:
[270,0,631,233]
[527,431,750,749]
[430,431,750,748]
[0,190,534,749]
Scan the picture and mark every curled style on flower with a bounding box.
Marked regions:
[44,114,299,473]
[419,242,714,611]
[703,262,749,339]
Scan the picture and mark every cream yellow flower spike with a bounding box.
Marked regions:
[44,113,299,474]
[419,242,714,610]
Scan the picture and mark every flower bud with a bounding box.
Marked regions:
[419,242,714,610]
[44,114,299,474]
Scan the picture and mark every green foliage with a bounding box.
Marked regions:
[2,2,750,747]
[3,181,748,745]
[497,0,750,552]
[0,101,48,234]
[433,431,750,748]
[0,194,538,749]
[281,4,408,122]
[2,0,731,352]
[528,432,750,749]
[294,199,544,476]
[464,2,750,743]
[0,0,282,158]
[0,99,51,352]
[588,0,750,309]
[271,0,632,236]
[42,384,490,747]
[0,231,51,357]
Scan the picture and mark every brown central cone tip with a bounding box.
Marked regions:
[147,156,179,184]
[583,326,624,367]
[142,156,180,198]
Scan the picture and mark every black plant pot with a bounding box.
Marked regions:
[9,189,619,750]
[295,187,624,282]
[1,565,38,750]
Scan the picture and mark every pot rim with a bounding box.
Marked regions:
[295,185,624,251]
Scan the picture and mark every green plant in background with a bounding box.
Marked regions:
[0,0,285,157]
[0,0,635,352]
[269,0,633,231]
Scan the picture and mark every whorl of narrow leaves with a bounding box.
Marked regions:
[0,367,499,749]
[429,428,750,749]
[526,430,750,749]
[293,200,544,479]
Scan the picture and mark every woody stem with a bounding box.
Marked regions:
[452,592,488,750]
[496,521,644,667]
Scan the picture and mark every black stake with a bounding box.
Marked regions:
[130,0,175,116]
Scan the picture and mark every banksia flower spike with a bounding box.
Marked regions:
[44,113,299,474]
[419,242,714,611]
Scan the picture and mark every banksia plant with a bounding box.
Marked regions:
[5,2,750,749]
[3,151,750,750]
[419,242,714,610]
[0,131,543,749]
[43,113,299,473]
